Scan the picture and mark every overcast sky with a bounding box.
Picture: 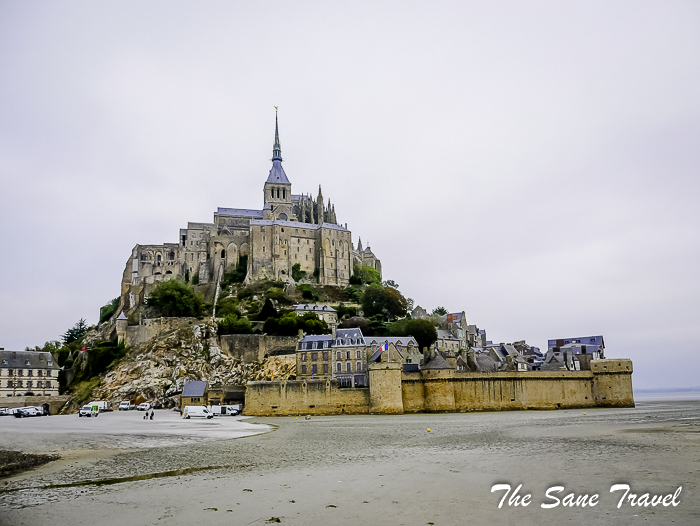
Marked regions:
[1,1,698,390]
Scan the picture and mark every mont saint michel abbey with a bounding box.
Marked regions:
[124,113,381,304]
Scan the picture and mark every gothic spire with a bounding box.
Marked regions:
[272,108,282,162]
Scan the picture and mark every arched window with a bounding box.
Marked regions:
[346,362,352,372]
[169,251,175,260]
[157,254,161,264]
[271,189,274,199]
[337,363,341,372]
[277,188,280,198]
[282,189,286,199]
[221,250,225,258]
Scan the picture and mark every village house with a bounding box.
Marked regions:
[0,350,60,397]
[180,380,208,410]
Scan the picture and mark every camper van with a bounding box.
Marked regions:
[182,406,213,419]
[88,401,113,413]
[208,405,241,416]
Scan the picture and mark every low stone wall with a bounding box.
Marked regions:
[124,317,200,347]
[218,334,298,363]
[244,359,634,415]
[1,395,71,414]
[244,379,370,416]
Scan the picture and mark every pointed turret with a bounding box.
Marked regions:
[357,237,363,251]
[272,109,282,162]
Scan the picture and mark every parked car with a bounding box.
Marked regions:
[79,405,99,417]
[118,401,135,411]
[152,402,162,410]
[182,406,213,419]
[137,403,151,411]
[13,409,32,418]
[0,408,10,416]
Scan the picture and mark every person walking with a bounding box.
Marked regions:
[149,410,154,420]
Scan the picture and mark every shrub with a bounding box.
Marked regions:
[353,264,381,285]
[146,280,204,317]
[217,314,253,335]
[342,285,363,303]
[216,296,241,318]
[297,284,318,301]
[192,272,200,285]
[265,287,287,303]
[292,263,306,282]
[99,297,120,324]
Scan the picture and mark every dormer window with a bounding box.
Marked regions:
[1,359,6,365]
[25,360,31,366]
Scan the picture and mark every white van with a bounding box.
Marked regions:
[79,405,99,417]
[208,404,241,416]
[119,401,135,411]
[88,401,113,413]
[182,406,213,419]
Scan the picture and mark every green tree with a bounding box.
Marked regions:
[404,319,438,350]
[291,263,306,282]
[62,319,90,345]
[99,297,120,324]
[256,298,279,321]
[146,280,204,317]
[360,284,407,319]
[383,279,400,289]
[432,306,448,316]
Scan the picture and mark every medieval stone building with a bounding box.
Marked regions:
[122,113,381,311]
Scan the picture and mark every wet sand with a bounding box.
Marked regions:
[0,401,698,526]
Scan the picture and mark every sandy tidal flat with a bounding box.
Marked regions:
[0,401,698,526]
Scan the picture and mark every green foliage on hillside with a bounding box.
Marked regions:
[350,264,381,285]
[146,280,204,318]
[99,297,120,324]
[216,296,242,318]
[71,340,127,385]
[217,314,254,335]
[221,255,248,288]
[291,263,306,282]
[263,312,328,337]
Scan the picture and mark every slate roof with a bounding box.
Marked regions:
[293,304,336,313]
[437,330,459,341]
[548,335,604,350]
[182,381,207,397]
[422,353,452,370]
[266,160,290,184]
[365,336,418,347]
[0,351,59,370]
[336,328,364,340]
[299,334,334,343]
[215,207,264,218]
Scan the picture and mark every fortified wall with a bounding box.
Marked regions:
[243,359,634,416]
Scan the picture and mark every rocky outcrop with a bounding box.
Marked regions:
[92,322,296,408]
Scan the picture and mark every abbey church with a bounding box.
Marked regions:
[122,113,381,309]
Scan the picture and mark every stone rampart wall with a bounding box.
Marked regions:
[244,379,369,416]
[244,359,634,415]
[124,317,199,347]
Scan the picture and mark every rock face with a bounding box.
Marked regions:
[93,322,296,408]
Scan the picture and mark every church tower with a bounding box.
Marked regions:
[263,110,294,221]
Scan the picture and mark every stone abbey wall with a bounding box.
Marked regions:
[243,359,634,416]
